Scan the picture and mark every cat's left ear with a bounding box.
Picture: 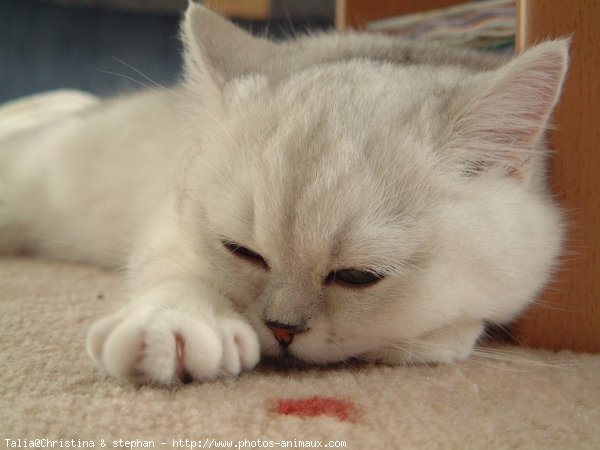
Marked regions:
[445,39,569,177]
[181,2,277,92]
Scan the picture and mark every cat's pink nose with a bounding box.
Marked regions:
[265,322,306,348]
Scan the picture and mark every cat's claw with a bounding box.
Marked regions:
[86,307,260,385]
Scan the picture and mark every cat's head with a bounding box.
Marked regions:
[178,4,568,364]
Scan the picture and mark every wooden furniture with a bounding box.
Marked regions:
[336,0,465,30]
[337,0,600,352]
[512,0,600,352]
[205,0,271,19]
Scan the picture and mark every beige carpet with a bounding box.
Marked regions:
[1,256,599,449]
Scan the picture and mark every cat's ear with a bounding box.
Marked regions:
[445,39,569,177]
[181,2,277,91]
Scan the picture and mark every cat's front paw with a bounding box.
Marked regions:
[86,306,260,385]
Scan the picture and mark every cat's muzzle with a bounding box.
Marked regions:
[265,321,308,348]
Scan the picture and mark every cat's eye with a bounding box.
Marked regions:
[326,268,383,288]
[222,240,269,269]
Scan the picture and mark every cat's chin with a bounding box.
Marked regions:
[260,341,351,366]
[262,354,312,369]
[262,349,368,371]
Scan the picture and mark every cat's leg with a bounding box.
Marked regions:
[86,283,260,385]
[364,320,485,366]
[86,201,260,385]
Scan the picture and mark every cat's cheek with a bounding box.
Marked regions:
[361,320,485,366]
[286,327,351,364]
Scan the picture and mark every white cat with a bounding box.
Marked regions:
[0,3,568,385]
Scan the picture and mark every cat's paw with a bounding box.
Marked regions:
[86,306,260,385]
[363,320,484,366]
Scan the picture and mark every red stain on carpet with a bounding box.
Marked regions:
[274,396,358,422]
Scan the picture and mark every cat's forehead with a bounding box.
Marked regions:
[224,62,465,191]
[276,61,457,114]
[206,66,445,266]
[226,60,469,155]
[230,59,463,114]
[200,60,468,264]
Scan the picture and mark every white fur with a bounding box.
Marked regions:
[0,4,568,384]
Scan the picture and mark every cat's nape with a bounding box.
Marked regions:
[0,3,568,385]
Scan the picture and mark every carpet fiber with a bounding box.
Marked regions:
[1,256,599,449]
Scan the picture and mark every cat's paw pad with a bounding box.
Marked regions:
[86,308,260,385]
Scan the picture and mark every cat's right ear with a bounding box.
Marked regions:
[181,2,277,93]
[442,39,569,178]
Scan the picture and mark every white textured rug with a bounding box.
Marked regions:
[2,256,600,449]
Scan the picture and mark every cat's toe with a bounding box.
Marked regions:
[87,309,257,385]
[109,311,223,385]
[217,318,260,375]
[171,317,223,381]
[86,313,122,365]
[100,314,148,380]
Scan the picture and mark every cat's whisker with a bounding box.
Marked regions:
[464,356,537,372]
[98,63,238,155]
[94,69,180,108]
[111,57,186,101]
[367,338,438,374]
[394,338,563,372]
[391,343,437,374]
[529,299,587,313]
[472,346,576,368]
[281,8,298,40]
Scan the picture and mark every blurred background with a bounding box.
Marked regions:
[0,0,335,102]
[0,0,516,103]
